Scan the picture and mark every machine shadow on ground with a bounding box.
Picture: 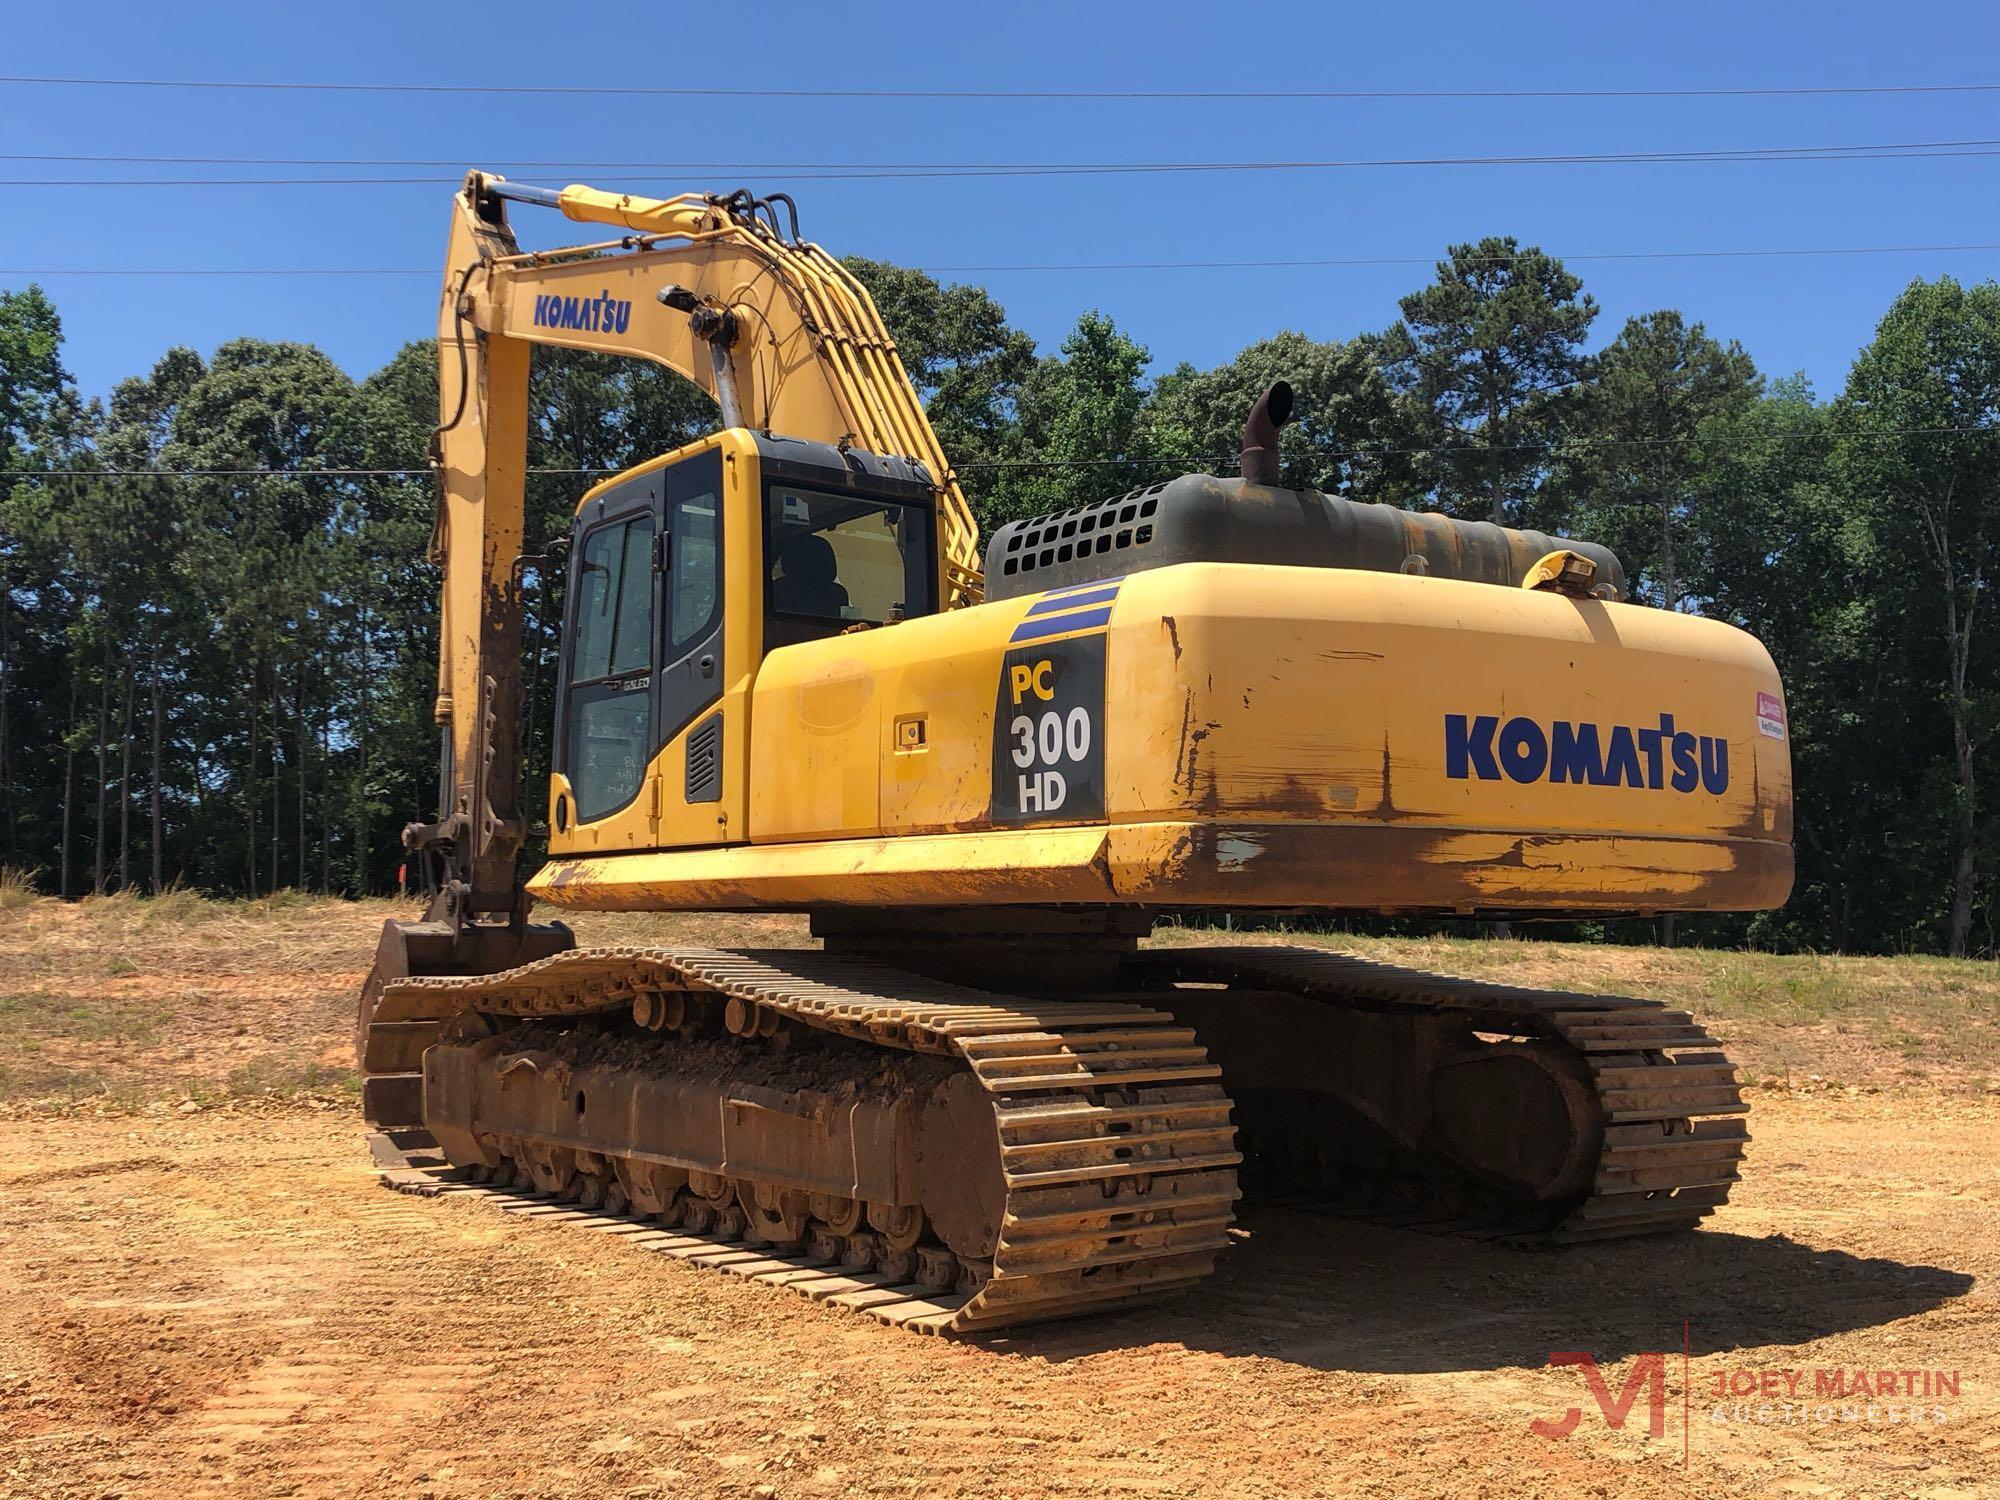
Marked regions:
[993,1207,1976,1374]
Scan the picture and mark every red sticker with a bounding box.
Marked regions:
[1756,692,1785,740]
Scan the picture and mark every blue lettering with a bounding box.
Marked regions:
[1445,714,1501,780]
[1603,726,1643,788]
[1445,713,1729,794]
[1549,721,1603,785]
[1669,732,1699,793]
[1498,717,1548,783]
[1699,737,1729,794]
[1637,713,1674,789]
[530,291,628,333]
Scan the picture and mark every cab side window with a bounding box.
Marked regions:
[565,512,655,822]
[669,489,720,649]
[765,485,933,647]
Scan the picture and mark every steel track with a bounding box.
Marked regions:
[373,946,1242,1333]
[1132,945,1748,1242]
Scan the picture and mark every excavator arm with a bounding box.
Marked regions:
[415,171,981,926]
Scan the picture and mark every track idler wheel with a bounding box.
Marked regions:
[915,1072,1005,1261]
[1426,1041,1604,1203]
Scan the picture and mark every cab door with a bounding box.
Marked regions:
[551,437,751,855]
[649,445,738,848]
[552,478,661,851]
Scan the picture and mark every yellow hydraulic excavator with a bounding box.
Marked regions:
[362,172,1794,1333]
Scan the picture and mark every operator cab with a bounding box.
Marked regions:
[548,429,937,854]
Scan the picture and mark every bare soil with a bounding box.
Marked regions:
[0,896,1994,1498]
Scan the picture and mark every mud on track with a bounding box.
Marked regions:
[0,1094,1994,1500]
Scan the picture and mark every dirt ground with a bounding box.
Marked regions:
[1,896,1996,1498]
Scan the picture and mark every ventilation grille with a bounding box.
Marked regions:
[999,485,1163,579]
[685,713,723,804]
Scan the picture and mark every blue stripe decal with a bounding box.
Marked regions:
[1010,604,1113,642]
[1039,574,1125,597]
[1025,585,1120,617]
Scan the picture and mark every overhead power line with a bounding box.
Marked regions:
[5,243,1999,280]
[4,138,1999,187]
[7,142,2000,169]
[3,74,1999,102]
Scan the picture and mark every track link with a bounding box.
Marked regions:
[1133,944,1748,1243]
[373,947,1241,1333]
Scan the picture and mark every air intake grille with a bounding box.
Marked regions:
[998,486,1163,580]
[685,713,723,804]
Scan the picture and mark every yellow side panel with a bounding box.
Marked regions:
[1105,564,1791,843]
[747,598,1008,841]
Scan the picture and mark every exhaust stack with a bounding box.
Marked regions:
[1240,381,1295,487]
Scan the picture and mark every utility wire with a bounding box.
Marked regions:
[4,74,1999,101]
[6,138,2000,186]
[7,142,2000,167]
[6,243,2000,279]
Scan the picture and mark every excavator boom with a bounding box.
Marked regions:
[419,173,979,923]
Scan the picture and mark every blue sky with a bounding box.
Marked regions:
[4,1,1997,410]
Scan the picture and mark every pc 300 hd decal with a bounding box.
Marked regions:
[989,635,1107,825]
[1446,713,1729,793]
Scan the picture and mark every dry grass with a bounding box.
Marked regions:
[0,891,1991,1113]
[0,865,41,912]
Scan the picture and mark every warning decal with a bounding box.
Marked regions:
[1756,691,1786,741]
[990,634,1107,825]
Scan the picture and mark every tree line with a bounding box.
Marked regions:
[2,240,1996,955]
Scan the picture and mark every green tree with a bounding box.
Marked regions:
[1139,330,1422,500]
[1681,381,1907,950]
[1553,311,1761,607]
[98,349,204,892]
[0,287,95,891]
[993,311,1150,525]
[1839,277,2000,957]
[0,286,80,459]
[844,258,1035,517]
[164,339,362,894]
[1382,238,1597,524]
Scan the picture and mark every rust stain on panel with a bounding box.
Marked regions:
[1371,733,1398,821]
